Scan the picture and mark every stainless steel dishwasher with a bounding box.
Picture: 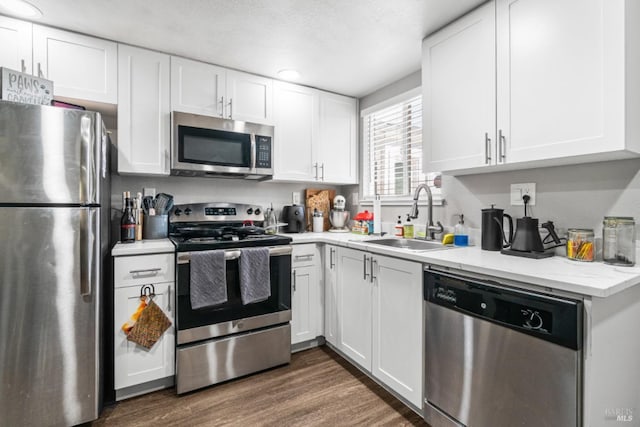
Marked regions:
[423,268,582,427]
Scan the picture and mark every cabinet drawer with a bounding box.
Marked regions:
[114,253,175,288]
[292,244,318,267]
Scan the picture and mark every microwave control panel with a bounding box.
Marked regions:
[256,136,272,169]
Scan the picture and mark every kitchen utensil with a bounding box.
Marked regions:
[481,205,513,251]
[603,216,635,266]
[282,205,305,233]
[155,193,173,215]
[142,196,154,215]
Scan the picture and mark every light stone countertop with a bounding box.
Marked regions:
[112,239,175,256]
[281,232,640,298]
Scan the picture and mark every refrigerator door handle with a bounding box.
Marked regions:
[80,114,97,203]
[80,208,98,297]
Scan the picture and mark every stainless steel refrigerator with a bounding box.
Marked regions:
[0,100,109,426]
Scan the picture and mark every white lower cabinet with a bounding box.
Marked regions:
[371,255,423,408]
[323,245,339,346]
[334,246,422,408]
[113,252,175,400]
[291,244,322,345]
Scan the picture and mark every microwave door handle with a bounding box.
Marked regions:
[250,133,257,171]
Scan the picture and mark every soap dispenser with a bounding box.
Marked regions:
[394,216,404,237]
[403,215,414,239]
[454,214,469,246]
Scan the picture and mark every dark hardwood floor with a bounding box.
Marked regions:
[94,346,427,426]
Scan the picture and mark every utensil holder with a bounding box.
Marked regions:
[143,215,168,239]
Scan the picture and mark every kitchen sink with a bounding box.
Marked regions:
[363,238,450,251]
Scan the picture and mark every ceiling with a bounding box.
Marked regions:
[8,0,485,98]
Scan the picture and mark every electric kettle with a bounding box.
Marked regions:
[481,205,513,251]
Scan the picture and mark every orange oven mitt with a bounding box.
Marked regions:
[121,297,148,334]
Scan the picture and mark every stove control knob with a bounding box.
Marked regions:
[254,208,261,215]
[184,208,192,216]
[246,208,254,215]
[174,208,182,216]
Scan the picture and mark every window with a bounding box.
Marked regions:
[362,89,440,202]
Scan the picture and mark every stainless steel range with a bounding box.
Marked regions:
[169,202,292,394]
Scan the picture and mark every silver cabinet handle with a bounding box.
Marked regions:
[294,254,314,260]
[371,258,377,283]
[219,96,225,117]
[485,132,492,164]
[228,98,233,118]
[320,163,325,181]
[363,254,369,280]
[329,247,335,269]
[37,62,44,78]
[21,59,26,73]
[499,129,506,162]
[313,163,318,180]
[129,267,161,275]
[250,133,256,170]
[292,270,297,292]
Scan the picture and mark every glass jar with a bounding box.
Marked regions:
[603,217,635,266]
[566,228,594,262]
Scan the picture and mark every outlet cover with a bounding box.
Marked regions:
[292,192,301,205]
[143,187,156,198]
[510,183,536,206]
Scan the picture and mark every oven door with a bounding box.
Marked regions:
[176,245,292,345]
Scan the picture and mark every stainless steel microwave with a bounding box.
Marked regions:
[171,112,274,179]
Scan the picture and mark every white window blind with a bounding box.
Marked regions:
[363,92,440,200]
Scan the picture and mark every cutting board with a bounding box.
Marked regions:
[305,189,335,231]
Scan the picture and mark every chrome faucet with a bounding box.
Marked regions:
[409,183,444,240]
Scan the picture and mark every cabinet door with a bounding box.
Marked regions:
[0,16,32,73]
[496,0,625,164]
[117,45,171,175]
[226,70,273,124]
[317,92,358,184]
[324,245,339,346]
[32,25,117,103]
[336,247,372,371]
[272,81,317,181]
[371,255,422,407]
[171,56,225,117]
[291,264,316,344]
[422,1,496,172]
[114,282,175,390]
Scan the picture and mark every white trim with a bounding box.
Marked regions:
[360,87,422,117]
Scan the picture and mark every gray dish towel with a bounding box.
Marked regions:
[239,247,271,305]
[190,250,228,309]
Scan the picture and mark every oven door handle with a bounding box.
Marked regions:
[177,246,292,264]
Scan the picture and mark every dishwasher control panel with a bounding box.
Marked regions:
[424,269,582,350]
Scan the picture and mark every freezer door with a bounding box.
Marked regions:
[0,101,104,204]
[0,207,101,426]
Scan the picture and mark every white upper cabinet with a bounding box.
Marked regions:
[272,81,317,181]
[423,0,640,175]
[171,57,273,125]
[171,57,225,117]
[272,81,358,184]
[317,93,358,184]
[33,25,117,104]
[0,15,32,73]
[422,1,496,172]
[225,70,273,124]
[118,45,171,175]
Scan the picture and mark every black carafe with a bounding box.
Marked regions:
[481,205,513,251]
